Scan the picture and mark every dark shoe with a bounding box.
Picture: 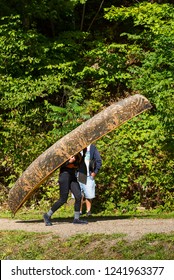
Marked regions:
[86,211,92,216]
[43,213,52,226]
[73,219,88,224]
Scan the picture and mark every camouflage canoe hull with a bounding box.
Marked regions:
[8,94,152,214]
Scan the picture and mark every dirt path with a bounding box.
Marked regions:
[1,217,174,241]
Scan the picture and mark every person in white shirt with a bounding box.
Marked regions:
[78,144,102,216]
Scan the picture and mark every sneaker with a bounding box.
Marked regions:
[73,219,88,224]
[86,211,92,216]
[43,213,52,226]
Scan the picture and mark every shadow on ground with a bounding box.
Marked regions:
[15,213,154,224]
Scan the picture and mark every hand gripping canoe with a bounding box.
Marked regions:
[8,94,152,214]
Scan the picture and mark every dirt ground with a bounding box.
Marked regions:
[1,216,174,241]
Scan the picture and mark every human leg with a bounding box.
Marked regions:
[71,180,88,224]
[85,199,92,215]
[43,172,70,226]
[80,195,85,214]
[79,182,85,214]
[82,176,96,215]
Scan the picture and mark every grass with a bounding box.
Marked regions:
[1,202,174,221]
[0,206,174,260]
[0,230,174,260]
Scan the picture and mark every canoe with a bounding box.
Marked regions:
[8,94,152,214]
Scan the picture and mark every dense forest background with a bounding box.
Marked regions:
[0,0,173,213]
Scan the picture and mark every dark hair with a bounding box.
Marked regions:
[75,152,82,164]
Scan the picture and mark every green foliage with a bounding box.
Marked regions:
[0,15,88,184]
[94,1,174,211]
[105,2,174,137]
[96,112,174,212]
[0,1,174,213]
[76,41,129,106]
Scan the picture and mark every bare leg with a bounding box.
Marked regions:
[86,198,92,213]
[80,195,85,213]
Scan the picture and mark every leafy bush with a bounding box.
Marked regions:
[0,2,174,213]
